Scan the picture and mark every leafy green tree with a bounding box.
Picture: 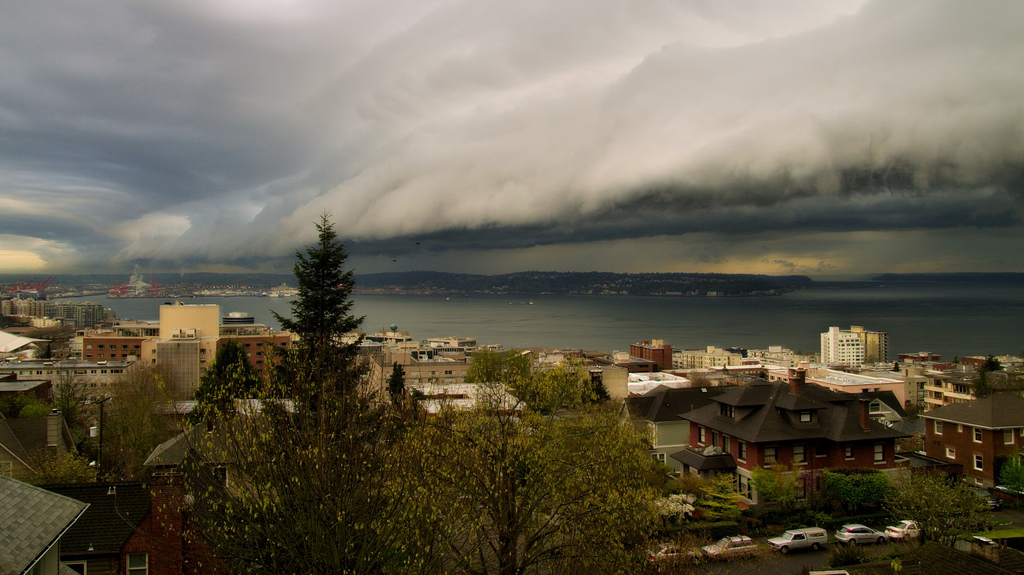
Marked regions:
[751,463,801,513]
[1000,450,1024,492]
[465,348,532,387]
[184,215,419,574]
[387,362,405,405]
[886,470,988,545]
[696,473,744,521]
[190,340,262,423]
[399,391,657,575]
[820,469,891,515]
[29,450,97,485]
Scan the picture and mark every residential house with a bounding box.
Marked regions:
[44,480,200,575]
[0,475,88,575]
[679,370,908,503]
[922,393,1024,487]
[626,385,730,472]
[0,409,76,481]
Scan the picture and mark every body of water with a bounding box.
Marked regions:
[60,284,1023,360]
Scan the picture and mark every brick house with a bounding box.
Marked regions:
[626,385,730,473]
[678,370,908,503]
[921,393,1024,488]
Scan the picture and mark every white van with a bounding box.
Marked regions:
[767,527,828,554]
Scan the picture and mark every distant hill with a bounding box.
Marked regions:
[870,273,1024,285]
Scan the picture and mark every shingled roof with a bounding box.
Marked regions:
[43,483,151,556]
[846,540,1024,575]
[681,379,908,444]
[923,393,1024,429]
[626,385,731,422]
[0,476,88,575]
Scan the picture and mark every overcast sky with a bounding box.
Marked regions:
[2,0,1022,278]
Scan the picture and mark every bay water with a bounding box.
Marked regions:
[61,283,1024,360]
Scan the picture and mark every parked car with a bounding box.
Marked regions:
[835,524,887,545]
[973,487,1002,510]
[884,520,920,541]
[767,527,828,554]
[647,543,699,564]
[701,535,758,559]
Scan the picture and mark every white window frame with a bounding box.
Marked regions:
[1005,429,1015,445]
[946,447,956,459]
[934,420,943,435]
[974,427,983,443]
[974,454,984,471]
[127,552,148,575]
[873,443,885,464]
[63,561,86,575]
[799,411,812,423]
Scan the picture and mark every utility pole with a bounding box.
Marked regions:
[90,397,111,481]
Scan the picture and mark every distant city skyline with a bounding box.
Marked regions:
[2,1,1022,278]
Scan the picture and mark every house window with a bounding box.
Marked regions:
[723,436,730,452]
[799,411,812,423]
[974,454,984,471]
[869,401,881,413]
[946,447,956,459]
[127,553,148,575]
[764,446,777,465]
[974,427,983,443]
[934,420,943,435]
[736,473,752,499]
[957,424,963,433]
[64,561,86,574]
[874,444,885,464]
[794,444,807,464]
[1007,430,1016,445]
[712,431,720,447]
[653,453,666,463]
[698,427,706,445]
[720,404,735,418]
[738,442,747,462]
[815,443,827,458]
[845,445,855,460]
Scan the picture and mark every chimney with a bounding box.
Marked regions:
[859,399,871,431]
[788,368,806,396]
[47,408,61,449]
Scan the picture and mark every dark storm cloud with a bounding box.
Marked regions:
[1,0,1022,274]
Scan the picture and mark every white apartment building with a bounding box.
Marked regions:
[820,325,889,367]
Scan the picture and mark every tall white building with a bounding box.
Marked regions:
[820,326,866,367]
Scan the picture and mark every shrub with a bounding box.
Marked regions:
[826,543,869,567]
[681,520,742,540]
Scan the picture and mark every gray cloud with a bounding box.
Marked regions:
[1,0,1022,276]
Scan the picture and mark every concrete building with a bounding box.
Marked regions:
[673,346,743,370]
[746,345,819,367]
[820,325,889,367]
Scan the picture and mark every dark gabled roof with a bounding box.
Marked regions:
[671,447,737,471]
[682,380,909,444]
[43,483,151,556]
[0,476,88,574]
[856,390,908,418]
[922,394,1024,429]
[626,385,730,423]
[0,418,33,470]
[846,541,1023,575]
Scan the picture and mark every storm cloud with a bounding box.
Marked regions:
[1,0,1021,276]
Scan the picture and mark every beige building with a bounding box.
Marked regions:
[673,346,743,370]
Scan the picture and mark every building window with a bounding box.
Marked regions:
[946,447,956,459]
[64,561,86,574]
[974,427,983,443]
[794,444,807,464]
[957,424,963,433]
[653,453,666,463]
[720,404,735,418]
[736,473,752,499]
[934,420,943,435]
[874,444,885,463]
[723,435,730,452]
[711,431,720,447]
[764,446,777,465]
[815,443,827,458]
[869,401,882,413]
[698,427,706,445]
[127,553,148,575]
[738,442,747,462]
[974,454,984,471]
[799,411,812,423]
[845,445,854,460]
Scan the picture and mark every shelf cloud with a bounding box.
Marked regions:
[1,0,1021,276]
